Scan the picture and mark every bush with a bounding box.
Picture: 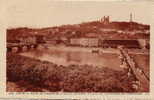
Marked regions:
[7,54,135,92]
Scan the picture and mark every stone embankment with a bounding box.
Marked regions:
[119,48,149,92]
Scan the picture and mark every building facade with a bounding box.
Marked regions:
[101,39,141,49]
[19,35,36,44]
[70,38,100,47]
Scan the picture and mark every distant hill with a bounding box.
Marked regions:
[79,21,149,30]
[7,20,150,41]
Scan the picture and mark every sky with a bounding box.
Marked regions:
[3,0,152,28]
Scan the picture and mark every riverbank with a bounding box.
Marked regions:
[44,44,149,55]
[7,54,137,92]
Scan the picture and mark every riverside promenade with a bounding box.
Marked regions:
[119,48,149,92]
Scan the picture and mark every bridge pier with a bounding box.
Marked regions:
[7,43,39,53]
[17,46,23,52]
[22,46,28,52]
[33,44,38,48]
[11,47,19,53]
[30,45,34,49]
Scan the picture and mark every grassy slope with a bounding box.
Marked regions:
[7,54,136,92]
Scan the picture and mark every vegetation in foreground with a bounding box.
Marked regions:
[7,53,136,92]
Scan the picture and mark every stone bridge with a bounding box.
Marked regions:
[7,43,38,53]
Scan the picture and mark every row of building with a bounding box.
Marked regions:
[68,37,149,49]
[9,34,149,49]
[69,38,99,47]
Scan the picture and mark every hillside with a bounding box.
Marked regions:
[7,20,150,41]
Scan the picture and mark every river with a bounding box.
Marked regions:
[20,46,123,71]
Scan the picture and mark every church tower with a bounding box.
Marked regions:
[100,16,110,25]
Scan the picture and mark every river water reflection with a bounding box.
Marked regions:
[20,47,121,71]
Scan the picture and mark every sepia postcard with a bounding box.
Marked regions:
[0,0,154,99]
